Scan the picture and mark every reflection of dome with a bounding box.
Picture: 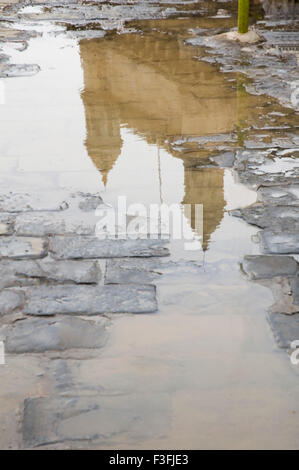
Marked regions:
[79,32,237,249]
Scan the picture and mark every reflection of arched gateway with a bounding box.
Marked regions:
[80,32,242,249]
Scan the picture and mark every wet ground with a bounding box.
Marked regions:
[0,0,299,449]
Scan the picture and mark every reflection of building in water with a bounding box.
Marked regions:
[80,33,245,249]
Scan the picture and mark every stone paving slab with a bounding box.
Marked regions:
[0,258,100,288]
[232,205,299,230]
[50,236,169,259]
[243,255,298,280]
[257,185,299,206]
[292,275,299,305]
[0,236,48,259]
[268,312,299,349]
[0,260,39,290]
[23,396,101,448]
[259,230,299,255]
[2,316,109,353]
[21,284,157,315]
[0,213,15,235]
[105,258,164,285]
[10,258,101,284]
[0,289,24,316]
[15,212,97,236]
[0,63,40,78]
[262,277,299,315]
[0,192,69,212]
[22,392,170,448]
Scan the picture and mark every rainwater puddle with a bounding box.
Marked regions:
[1,17,299,449]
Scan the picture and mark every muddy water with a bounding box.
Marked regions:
[76,28,299,449]
[1,18,299,449]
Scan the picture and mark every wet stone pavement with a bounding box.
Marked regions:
[0,0,299,450]
[0,192,171,448]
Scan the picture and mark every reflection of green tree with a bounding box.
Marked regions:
[236,73,249,148]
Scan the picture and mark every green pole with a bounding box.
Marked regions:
[238,0,250,34]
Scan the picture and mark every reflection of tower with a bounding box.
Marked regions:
[84,108,122,187]
[183,166,225,251]
[80,40,123,186]
[79,33,236,248]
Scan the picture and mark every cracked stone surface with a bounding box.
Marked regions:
[0,63,40,78]
[268,312,299,349]
[242,255,298,280]
[257,185,299,206]
[0,289,24,316]
[21,284,158,315]
[9,258,101,284]
[292,274,299,305]
[105,258,165,284]
[232,205,299,230]
[261,277,299,315]
[22,392,170,448]
[15,212,98,236]
[0,192,70,213]
[78,194,103,212]
[0,257,100,287]
[0,236,48,259]
[50,236,169,259]
[0,214,15,235]
[187,25,299,110]
[1,316,109,353]
[259,230,299,255]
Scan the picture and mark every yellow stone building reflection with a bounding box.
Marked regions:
[80,31,252,249]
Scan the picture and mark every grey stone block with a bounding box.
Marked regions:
[0,261,38,290]
[50,236,169,259]
[0,192,69,213]
[259,231,299,254]
[232,205,299,230]
[291,274,299,305]
[210,151,235,168]
[257,185,299,206]
[15,212,97,236]
[268,312,299,349]
[243,255,298,280]
[22,284,157,315]
[23,396,100,447]
[12,258,100,284]
[78,194,103,212]
[22,392,170,448]
[3,316,109,353]
[0,237,48,259]
[105,258,164,284]
[0,214,15,235]
[0,290,24,316]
